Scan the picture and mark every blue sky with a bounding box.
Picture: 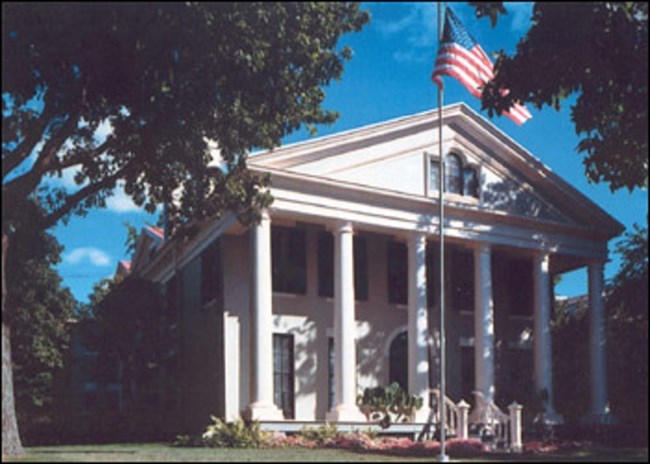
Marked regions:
[51,2,647,303]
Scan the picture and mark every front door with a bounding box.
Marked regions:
[273,333,295,419]
[389,331,408,391]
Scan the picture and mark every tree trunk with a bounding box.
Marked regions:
[2,233,25,457]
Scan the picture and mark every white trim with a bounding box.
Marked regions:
[383,324,408,358]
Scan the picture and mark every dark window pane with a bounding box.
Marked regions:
[272,227,307,294]
[354,236,368,301]
[461,346,475,401]
[272,334,295,419]
[463,167,479,198]
[445,153,463,194]
[451,247,474,312]
[318,232,334,297]
[509,258,533,316]
[201,240,222,305]
[387,241,408,305]
[328,338,335,410]
[430,160,440,192]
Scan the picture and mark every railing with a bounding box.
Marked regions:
[470,392,523,452]
[429,388,460,437]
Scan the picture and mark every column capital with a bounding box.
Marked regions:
[408,231,427,246]
[333,220,354,234]
[473,242,491,255]
[258,209,271,222]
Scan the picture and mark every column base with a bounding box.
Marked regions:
[412,406,433,424]
[326,404,367,423]
[245,402,284,421]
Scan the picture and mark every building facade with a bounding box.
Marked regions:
[130,104,622,432]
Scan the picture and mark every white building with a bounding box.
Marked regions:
[130,103,622,433]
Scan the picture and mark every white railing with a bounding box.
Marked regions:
[470,391,523,452]
[430,388,460,437]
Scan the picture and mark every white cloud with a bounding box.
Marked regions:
[65,247,111,267]
[105,183,143,213]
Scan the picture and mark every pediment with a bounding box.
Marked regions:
[250,104,622,236]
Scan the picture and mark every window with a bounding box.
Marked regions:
[318,232,368,301]
[463,167,479,198]
[460,346,475,401]
[318,232,334,297]
[509,258,533,316]
[273,334,295,419]
[430,159,440,192]
[445,153,463,194]
[387,241,408,305]
[354,236,368,301]
[429,153,479,198]
[328,337,335,410]
[451,247,474,312]
[201,240,222,305]
[272,226,307,294]
[509,348,533,403]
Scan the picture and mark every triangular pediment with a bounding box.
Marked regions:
[250,104,622,236]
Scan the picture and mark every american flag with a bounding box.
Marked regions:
[431,8,532,125]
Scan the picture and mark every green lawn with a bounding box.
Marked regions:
[5,443,648,462]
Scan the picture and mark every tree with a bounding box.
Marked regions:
[2,3,369,455]
[79,275,165,441]
[471,2,648,192]
[607,224,647,444]
[4,201,76,445]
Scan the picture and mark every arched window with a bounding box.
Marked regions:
[445,153,463,194]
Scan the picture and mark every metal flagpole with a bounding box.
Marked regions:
[437,2,448,462]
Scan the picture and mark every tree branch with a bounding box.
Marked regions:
[42,166,130,229]
[2,105,57,181]
[3,111,81,202]
[57,137,117,172]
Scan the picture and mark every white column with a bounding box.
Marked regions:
[408,233,431,422]
[474,243,495,407]
[326,221,365,422]
[588,262,610,419]
[533,253,562,424]
[247,211,283,421]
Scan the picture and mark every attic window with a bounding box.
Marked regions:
[429,152,479,199]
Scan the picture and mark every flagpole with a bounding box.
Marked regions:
[437,2,448,462]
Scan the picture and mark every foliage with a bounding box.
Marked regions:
[2,2,369,235]
[296,423,340,445]
[552,224,648,445]
[471,2,648,192]
[4,201,76,442]
[607,224,648,444]
[357,382,423,428]
[174,417,270,448]
[79,275,166,437]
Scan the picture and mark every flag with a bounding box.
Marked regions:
[431,8,532,125]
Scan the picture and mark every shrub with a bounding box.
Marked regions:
[174,416,270,448]
[357,382,423,428]
[296,423,339,444]
[202,416,269,448]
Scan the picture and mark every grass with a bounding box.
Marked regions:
[5,443,648,462]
